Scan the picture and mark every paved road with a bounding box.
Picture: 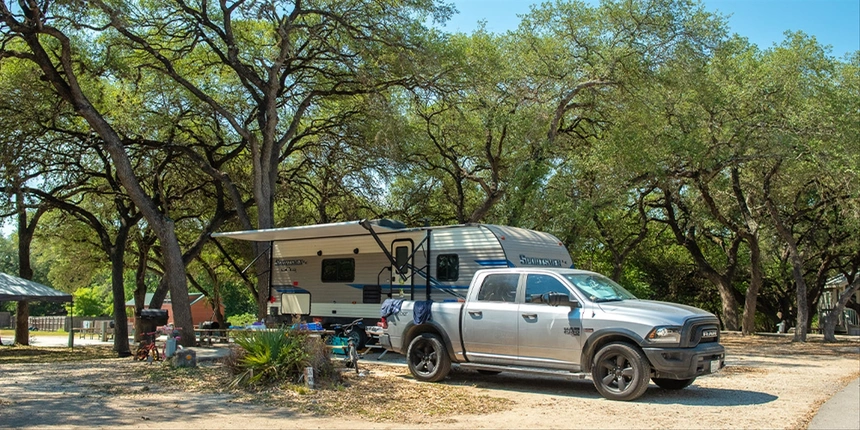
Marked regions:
[808,376,860,430]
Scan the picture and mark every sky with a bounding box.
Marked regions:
[443,0,860,59]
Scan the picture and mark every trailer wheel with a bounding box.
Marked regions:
[406,333,451,382]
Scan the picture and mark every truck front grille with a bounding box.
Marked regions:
[684,318,721,347]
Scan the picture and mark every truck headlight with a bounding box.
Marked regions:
[646,326,682,344]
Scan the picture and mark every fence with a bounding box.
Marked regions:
[27,316,114,332]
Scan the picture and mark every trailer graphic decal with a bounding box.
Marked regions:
[519,255,566,267]
[275,259,306,266]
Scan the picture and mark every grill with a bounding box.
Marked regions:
[684,318,720,347]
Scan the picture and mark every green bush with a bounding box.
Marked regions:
[226,313,258,328]
[229,328,335,387]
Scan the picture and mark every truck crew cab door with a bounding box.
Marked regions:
[517,273,583,370]
[461,273,521,365]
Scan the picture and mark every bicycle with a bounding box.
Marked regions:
[324,320,363,373]
[135,331,163,362]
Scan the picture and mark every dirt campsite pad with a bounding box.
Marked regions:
[1,333,858,429]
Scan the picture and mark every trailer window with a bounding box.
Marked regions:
[395,246,410,274]
[321,258,355,282]
[436,254,459,281]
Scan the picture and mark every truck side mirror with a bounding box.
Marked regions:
[546,292,579,308]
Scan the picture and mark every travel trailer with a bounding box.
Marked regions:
[212,219,573,326]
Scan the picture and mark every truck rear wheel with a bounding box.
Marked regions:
[591,342,651,401]
[652,377,695,390]
[406,333,451,382]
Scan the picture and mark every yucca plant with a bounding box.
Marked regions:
[230,328,313,387]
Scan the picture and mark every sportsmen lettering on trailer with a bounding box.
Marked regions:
[211,219,573,326]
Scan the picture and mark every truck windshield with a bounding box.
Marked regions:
[563,274,638,302]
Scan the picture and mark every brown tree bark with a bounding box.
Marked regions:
[822,277,860,342]
[658,185,743,330]
[764,168,808,342]
[14,301,29,346]
[0,4,195,346]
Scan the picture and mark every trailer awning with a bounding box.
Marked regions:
[211,219,409,242]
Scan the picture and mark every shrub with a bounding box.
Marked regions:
[229,328,336,387]
[226,313,258,327]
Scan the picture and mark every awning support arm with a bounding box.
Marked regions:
[210,236,258,287]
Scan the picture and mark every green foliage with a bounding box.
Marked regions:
[66,286,112,317]
[229,329,334,387]
[1,0,857,335]
[226,313,258,328]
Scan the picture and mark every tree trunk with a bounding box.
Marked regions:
[14,301,29,345]
[741,237,763,335]
[792,271,810,342]
[252,135,277,320]
[15,186,32,345]
[715,277,742,331]
[158,231,195,347]
[12,22,194,347]
[110,243,132,357]
[659,186,742,331]
[822,278,860,342]
[255,253,271,321]
[765,195,808,342]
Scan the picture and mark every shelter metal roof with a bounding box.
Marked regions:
[0,272,72,302]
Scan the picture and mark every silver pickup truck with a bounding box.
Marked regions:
[379,268,725,401]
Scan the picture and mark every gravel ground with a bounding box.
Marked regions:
[1,333,858,429]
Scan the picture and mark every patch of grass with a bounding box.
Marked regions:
[1,329,70,338]
[0,345,116,363]
[134,361,234,393]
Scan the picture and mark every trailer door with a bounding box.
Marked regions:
[390,239,414,299]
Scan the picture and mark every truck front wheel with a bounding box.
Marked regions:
[591,342,651,401]
[406,333,451,382]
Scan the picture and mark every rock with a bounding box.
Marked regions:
[173,349,197,368]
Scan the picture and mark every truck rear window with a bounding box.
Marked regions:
[477,274,519,302]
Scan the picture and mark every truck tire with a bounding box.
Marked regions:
[652,377,695,390]
[591,342,651,401]
[406,333,451,382]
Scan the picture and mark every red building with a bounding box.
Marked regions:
[125,293,222,328]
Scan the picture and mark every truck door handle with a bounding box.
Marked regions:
[468,310,482,316]
[522,313,537,319]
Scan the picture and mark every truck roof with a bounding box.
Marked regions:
[475,267,595,276]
